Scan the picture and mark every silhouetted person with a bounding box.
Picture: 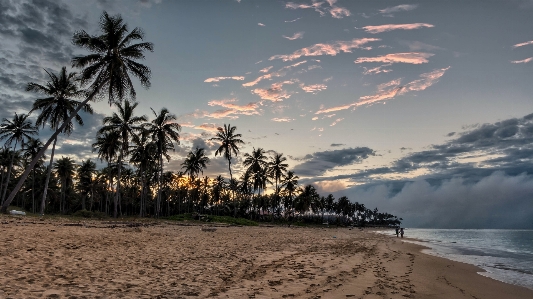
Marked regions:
[395,227,399,237]
[400,227,404,238]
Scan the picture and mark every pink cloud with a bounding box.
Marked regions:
[400,66,451,93]
[330,118,344,126]
[362,64,393,75]
[270,38,380,61]
[355,52,434,64]
[511,57,533,64]
[242,73,273,87]
[259,66,273,73]
[283,32,305,40]
[513,41,533,48]
[204,76,245,83]
[301,83,327,94]
[330,6,350,18]
[379,4,418,14]
[362,23,434,34]
[286,0,350,18]
[187,99,262,119]
[316,67,450,114]
[271,117,294,122]
[252,80,296,102]
[181,122,220,132]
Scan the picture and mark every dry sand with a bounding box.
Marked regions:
[0,216,532,299]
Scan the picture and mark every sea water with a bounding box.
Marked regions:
[376,229,533,290]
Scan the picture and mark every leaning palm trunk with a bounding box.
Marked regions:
[1,88,102,213]
[1,140,18,205]
[40,137,57,215]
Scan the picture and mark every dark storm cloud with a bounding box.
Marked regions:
[336,172,533,229]
[330,143,345,147]
[293,147,375,177]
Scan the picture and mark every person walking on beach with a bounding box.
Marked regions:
[400,228,404,238]
[395,227,399,237]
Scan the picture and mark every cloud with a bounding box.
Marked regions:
[258,23,265,26]
[293,147,375,177]
[339,172,533,228]
[283,32,305,40]
[400,66,450,93]
[362,23,434,34]
[316,67,450,114]
[181,122,220,132]
[300,83,327,94]
[513,40,533,48]
[251,81,294,102]
[259,66,273,73]
[362,64,393,75]
[400,40,443,51]
[330,143,345,147]
[330,118,344,126]
[511,57,533,64]
[379,4,418,14]
[271,117,294,122]
[243,61,307,87]
[187,99,261,119]
[286,0,349,18]
[285,17,302,23]
[270,38,380,61]
[204,76,245,83]
[355,52,434,64]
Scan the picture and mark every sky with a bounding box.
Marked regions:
[1,0,533,228]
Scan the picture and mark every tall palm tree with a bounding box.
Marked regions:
[295,185,319,216]
[210,124,244,181]
[268,152,288,197]
[23,138,45,213]
[243,147,268,175]
[27,66,92,215]
[54,156,77,214]
[281,171,299,217]
[1,11,153,213]
[144,108,181,217]
[0,113,37,205]
[99,100,146,217]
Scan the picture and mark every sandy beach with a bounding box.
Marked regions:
[0,216,532,299]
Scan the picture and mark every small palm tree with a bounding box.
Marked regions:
[23,138,45,213]
[210,124,244,181]
[281,171,299,217]
[0,113,38,204]
[54,156,77,214]
[129,129,157,217]
[77,159,97,211]
[181,147,210,181]
[144,108,181,217]
[92,131,122,215]
[27,66,92,215]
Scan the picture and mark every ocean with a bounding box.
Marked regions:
[376,229,533,290]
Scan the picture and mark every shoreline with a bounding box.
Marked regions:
[1,216,532,298]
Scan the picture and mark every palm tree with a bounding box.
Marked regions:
[268,152,288,197]
[54,156,77,214]
[281,171,299,217]
[77,159,96,211]
[144,108,181,217]
[181,147,210,181]
[0,113,38,205]
[27,66,92,215]
[210,124,244,181]
[243,148,268,175]
[295,185,319,217]
[1,11,153,213]
[129,129,157,217]
[98,100,146,217]
[23,138,45,213]
[92,131,122,215]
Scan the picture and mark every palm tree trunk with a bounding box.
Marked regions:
[40,137,57,215]
[114,152,123,218]
[1,88,103,214]
[156,152,163,217]
[1,140,19,206]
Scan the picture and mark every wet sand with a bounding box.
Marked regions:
[0,216,532,298]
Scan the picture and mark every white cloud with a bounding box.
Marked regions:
[362,23,434,34]
[271,117,294,122]
[204,76,245,83]
[300,83,327,94]
[379,4,418,14]
[355,52,434,65]
[270,38,380,61]
[283,32,305,40]
[511,57,533,64]
[513,40,533,48]
[258,23,265,26]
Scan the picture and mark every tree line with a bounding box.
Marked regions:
[0,11,402,227]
